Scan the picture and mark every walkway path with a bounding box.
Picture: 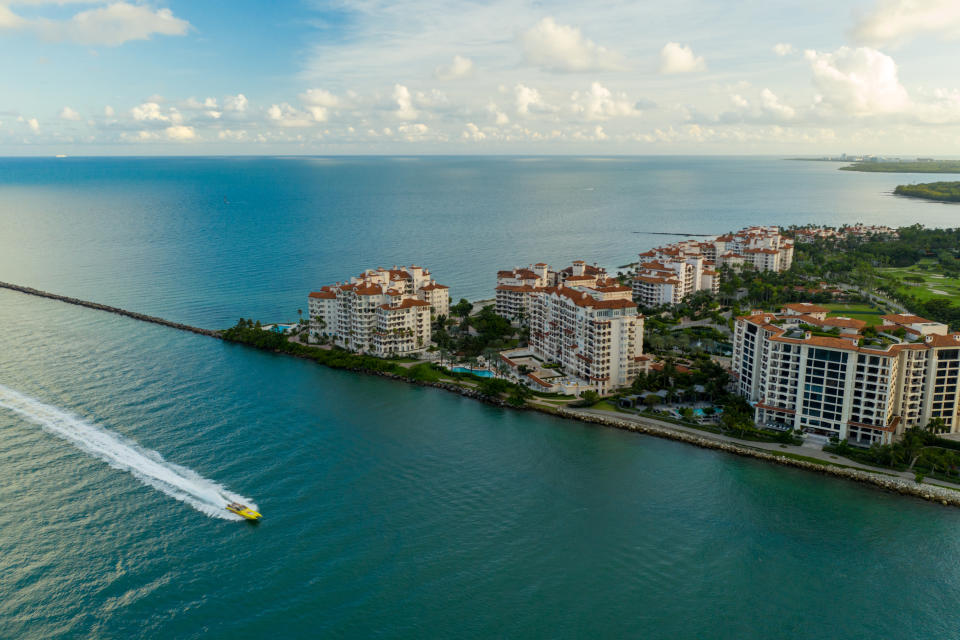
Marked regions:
[571,407,960,492]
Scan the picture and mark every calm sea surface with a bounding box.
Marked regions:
[1,157,959,639]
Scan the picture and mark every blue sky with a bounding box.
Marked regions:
[2,0,960,154]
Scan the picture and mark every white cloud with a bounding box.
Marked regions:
[59,106,81,121]
[397,122,428,140]
[760,89,795,120]
[300,89,341,122]
[462,122,486,141]
[0,5,24,29]
[27,117,39,132]
[804,46,909,116]
[165,124,195,141]
[514,83,552,116]
[434,54,474,80]
[223,94,248,112]
[486,102,510,125]
[301,88,340,108]
[104,105,115,117]
[522,17,624,73]
[218,129,248,141]
[130,101,182,123]
[660,42,706,74]
[773,43,794,56]
[33,2,190,46]
[852,0,960,47]
[393,84,417,120]
[267,103,313,127]
[570,82,639,120]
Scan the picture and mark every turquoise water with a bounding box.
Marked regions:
[2,157,960,638]
[451,367,495,377]
[693,407,721,417]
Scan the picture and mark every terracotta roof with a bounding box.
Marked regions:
[356,283,383,296]
[783,303,829,313]
[309,291,336,299]
[594,285,632,293]
[881,313,935,325]
[496,284,537,292]
[420,283,449,290]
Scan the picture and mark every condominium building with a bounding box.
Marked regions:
[732,305,960,444]
[527,272,644,394]
[792,224,899,244]
[495,260,607,321]
[633,226,792,307]
[307,265,449,356]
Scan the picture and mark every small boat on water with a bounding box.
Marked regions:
[225,502,262,520]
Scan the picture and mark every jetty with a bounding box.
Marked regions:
[0,281,221,338]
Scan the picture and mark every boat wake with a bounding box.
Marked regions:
[0,383,255,520]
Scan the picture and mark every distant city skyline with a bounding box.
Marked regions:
[3,0,960,155]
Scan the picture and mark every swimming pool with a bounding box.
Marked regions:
[451,367,494,378]
[693,408,723,417]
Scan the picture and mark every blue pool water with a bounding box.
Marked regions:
[451,367,494,377]
[693,408,723,417]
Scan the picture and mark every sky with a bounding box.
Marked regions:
[2,0,960,155]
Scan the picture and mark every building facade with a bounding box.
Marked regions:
[308,265,449,356]
[527,273,644,395]
[633,226,793,307]
[495,260,607,321]
[732,306,960,444]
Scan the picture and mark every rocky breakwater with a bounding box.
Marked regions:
[0,281,221,338]
[558,409,960,508]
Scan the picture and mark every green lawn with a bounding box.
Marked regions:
[591,400,622,412]
[878,263,960,307]
[823,303,886,327]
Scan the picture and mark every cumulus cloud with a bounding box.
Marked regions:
[522,17,624,73]
[660,42,706,74]
[300,88,341,122]
[773,43,794,56]
[513,83,553,116]
[804,46,909,116]
[165,124,195,140]
[131,101,182,123]
[393,84,417,120]
[852,0,960,47]
[104,105,115,117]
[462,122,486,141]
[267,103,313,127]
[218,129,248,141]
[223,94,248,113]
[32,2,190,46]
[570,82,640,120]
[434,54,474,80]
[759,89,795,120]
[59,106,81,121]
[26,117,39,132]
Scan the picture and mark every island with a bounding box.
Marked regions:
[839,160,960,173]
[894,181,960,202]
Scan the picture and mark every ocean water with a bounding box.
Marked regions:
[2,157,960,639]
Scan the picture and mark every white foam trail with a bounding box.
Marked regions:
[0,383,256,520]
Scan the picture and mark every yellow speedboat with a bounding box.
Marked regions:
[226,502,262,521]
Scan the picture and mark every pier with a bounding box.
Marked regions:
[0,281,221,338]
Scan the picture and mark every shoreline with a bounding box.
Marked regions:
[4,280,959,508]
